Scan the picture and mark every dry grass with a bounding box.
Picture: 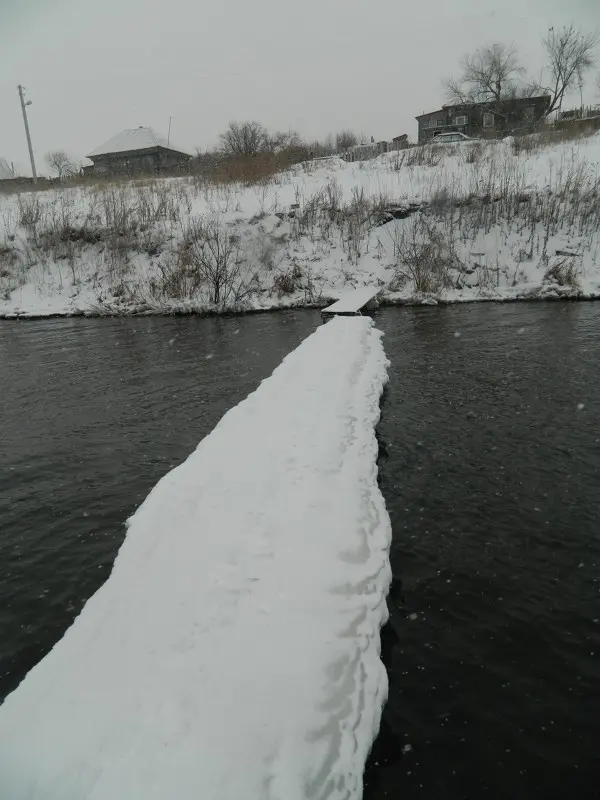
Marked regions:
[272,264,303,296]
[511,124,598,155]
[463,141,485,164]
[405,145,444,167]
[391,215,458,293]
[543,256,581,288]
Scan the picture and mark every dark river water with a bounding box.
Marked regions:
[1,304,599,799]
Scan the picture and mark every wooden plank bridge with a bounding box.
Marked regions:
[321,287,380,319]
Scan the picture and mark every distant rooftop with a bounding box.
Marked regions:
[416,96,551,119]
[0,158,14,180]
[87,127,191,158]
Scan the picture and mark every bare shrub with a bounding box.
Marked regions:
[0,206,18,242]
[98,187,132,232]
[0,243,27,300]
[219,121,268,157]
[179,215,257,307]
[405,146,443,168]
[463,141,484,163]
[393,215,457,293]
[207,151,300,187]
[17,194,43,233]
[387,270,409,292]
[45,150,79,180]
[428,188,455,213]
[511,135,539,155]
[371,192,393,214]
[303,266,326,304]
[265,130,303,154]
[133,184,182,227]
[296,189,326,238]
[273,264,303,296]
[335,130,360,151]
[0,244,19,268]
[39,222,102,250]
[543,256,581,288]
[391,151,407,171]
[253,233,282,271]
[323,179,343,220]
[339,186,371,263]
[512,126,596,155]
[149,258,203,302]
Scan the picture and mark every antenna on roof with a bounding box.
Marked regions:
[167,117,172,147]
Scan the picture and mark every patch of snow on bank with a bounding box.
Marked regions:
[0,317,392,800]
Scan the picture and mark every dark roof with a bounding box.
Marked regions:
[416,96,551,120]
[87,127,191,159]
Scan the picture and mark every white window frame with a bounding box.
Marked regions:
[483,112,495,128]
[454,115,467,126]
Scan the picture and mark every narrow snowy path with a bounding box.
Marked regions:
[0,317,391,800]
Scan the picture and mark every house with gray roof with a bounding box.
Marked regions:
[83,127,192,176]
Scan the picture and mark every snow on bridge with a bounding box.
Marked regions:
[0,317,391,800]
[321,287,381,318]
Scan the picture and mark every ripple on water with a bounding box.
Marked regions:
[364,303,600,800]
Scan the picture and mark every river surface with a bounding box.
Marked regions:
[1,305,599,798]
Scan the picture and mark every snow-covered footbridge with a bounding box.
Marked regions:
[0,317,391,800]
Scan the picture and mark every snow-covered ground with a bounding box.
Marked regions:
[1,132,600,317]
[0,317,391,800]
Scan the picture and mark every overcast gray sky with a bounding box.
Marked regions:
[1,0,598,174]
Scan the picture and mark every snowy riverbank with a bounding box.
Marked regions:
[2,131,600,318]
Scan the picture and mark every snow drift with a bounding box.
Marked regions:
[0,317,392,800]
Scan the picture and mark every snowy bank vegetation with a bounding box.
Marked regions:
[1,130,600,317]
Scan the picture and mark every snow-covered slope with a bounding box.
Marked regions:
[1,132,600,317]
[0,317,391,800]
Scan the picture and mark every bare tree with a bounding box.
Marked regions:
[45,150,78,179]
[540,26,599,115]
[335,130,359,151]
[264,129,303,154]
[219,121,268,157]
[445,43,525,106]
[182,215,255,307]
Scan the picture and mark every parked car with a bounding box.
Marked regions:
[431,132,474,144]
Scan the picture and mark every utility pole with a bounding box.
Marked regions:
[167,116,172,147]
[17,85,37,185]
